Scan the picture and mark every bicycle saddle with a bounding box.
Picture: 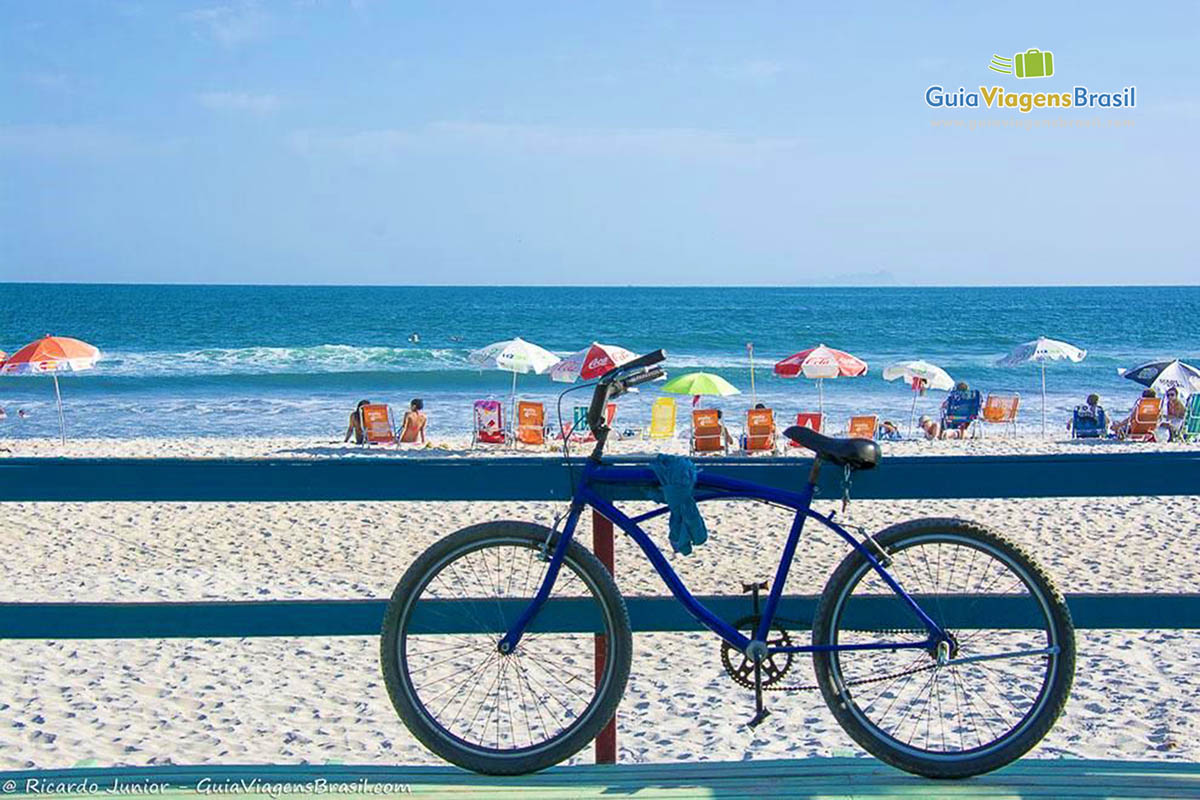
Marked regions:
[783,426,881,471]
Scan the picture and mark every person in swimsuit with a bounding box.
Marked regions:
[399,398,427,444]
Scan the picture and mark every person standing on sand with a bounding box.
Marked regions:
[344,399,370,444]
[398,398,427,444]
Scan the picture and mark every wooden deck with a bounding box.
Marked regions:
[4,758,1199,799]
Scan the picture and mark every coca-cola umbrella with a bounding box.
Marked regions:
[549,342,636,383]
[774,344,868,414]
[0,335,101,444]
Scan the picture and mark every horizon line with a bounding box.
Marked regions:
[3,281,1200,290]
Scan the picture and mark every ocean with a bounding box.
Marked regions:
[1,284,1197,440]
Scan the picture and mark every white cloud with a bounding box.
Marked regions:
[289,122,803,163]
[183,2,268,47]
[198,91,281,114]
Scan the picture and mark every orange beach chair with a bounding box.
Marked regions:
[516,401,546,447]
[787,412,823,449]
[981,392,1021,436]
[691,409,728,454]
[359,404,396,445]
[1125,396,1162,441]
[743,408,777,454]
[847,415,878,439]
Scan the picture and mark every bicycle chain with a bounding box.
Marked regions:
[741,628,937,693]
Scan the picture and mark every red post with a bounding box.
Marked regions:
[592,508,617,765]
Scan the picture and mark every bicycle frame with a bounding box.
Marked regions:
[498,459,949,657]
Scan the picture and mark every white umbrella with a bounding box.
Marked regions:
[1119,359,1200,399]
[469,338,560,435]
[882,359,955,434]
[998,336,1087,437]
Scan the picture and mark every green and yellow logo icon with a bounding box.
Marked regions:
[989,49,1054,78]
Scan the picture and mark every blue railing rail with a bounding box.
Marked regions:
[2,451,1199,501]
[2,451,1198,639]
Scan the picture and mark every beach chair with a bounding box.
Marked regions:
[787,412,823,449]
[1183,394,1200,443]
[691,409,728,454]
[1124,396,1162,441]
[472,400,507,446]
[1069,405,1108,439]
[742,408,777,454]
[941,389,982,438]
[847,415,878,440]
[515,400,546,447]
[981,391,1020,437]
[359,403,396,445]
[647,397,677,440]
[570,403,616,441]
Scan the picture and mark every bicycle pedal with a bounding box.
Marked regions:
[747,707,771,729]
[740,580,768,593]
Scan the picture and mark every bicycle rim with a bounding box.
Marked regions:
[395,535,620,759]
[823,530,1065,762]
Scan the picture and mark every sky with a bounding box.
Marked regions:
[1,1,1197,286]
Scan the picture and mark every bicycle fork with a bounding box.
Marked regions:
[497,501,584,654]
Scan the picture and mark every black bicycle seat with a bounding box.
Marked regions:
[783,426,881,471]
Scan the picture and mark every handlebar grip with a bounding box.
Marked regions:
[608,348,666,378]
[623,366,665,389]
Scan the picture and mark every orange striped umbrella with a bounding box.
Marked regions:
[1,335,101,443]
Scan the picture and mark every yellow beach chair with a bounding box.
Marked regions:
[647,397,677,440]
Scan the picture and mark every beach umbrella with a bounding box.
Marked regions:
[997,336,1087,437]
[882,359,955,434]
[468,337,560,430]
[549,342,636,383]
[0,335,101,444]
[1119,359,1200,398]
[660,372,740,408]
[774,344,867,415]
[747,342,757,405]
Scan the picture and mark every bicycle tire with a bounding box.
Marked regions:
[812,517,1075,778]
[380,520,632,774]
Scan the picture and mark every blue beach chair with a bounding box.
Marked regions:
[1070,405,1109,439]
[941,389,982,437]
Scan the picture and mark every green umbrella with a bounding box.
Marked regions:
[661,372,740,407]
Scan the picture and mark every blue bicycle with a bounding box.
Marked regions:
[381,350,1075,778]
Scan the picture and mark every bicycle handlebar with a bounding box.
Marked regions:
[584,350,668,459]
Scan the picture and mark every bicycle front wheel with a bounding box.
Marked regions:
[812,518,1075,778]
[380,520,632,775]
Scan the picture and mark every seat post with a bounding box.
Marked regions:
[808,456,822,485]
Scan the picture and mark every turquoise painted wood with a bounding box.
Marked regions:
[1,451,1199,502]
[2,593,1197,639]
[2,758,1198,798]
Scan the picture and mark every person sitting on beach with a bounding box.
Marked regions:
[1164,387,1186,439]
[398,398,427,444]
[1068,393,1107,434]
[1111,389,1155,438]
[917,415,941,440]
[344,399,370,444]
[878,420,902,441]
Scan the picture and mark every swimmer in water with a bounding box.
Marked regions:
[408,332,420,344]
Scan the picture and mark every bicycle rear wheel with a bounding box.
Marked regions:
[812,518,1074,778]
[380,520,632,775]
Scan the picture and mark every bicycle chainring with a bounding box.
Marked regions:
[720,615,795,690]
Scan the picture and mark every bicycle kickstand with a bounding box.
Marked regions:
[742,580,771,729]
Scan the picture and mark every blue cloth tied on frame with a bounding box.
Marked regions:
[650,454,708,556]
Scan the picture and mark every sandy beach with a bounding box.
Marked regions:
[2,435,1198,770]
